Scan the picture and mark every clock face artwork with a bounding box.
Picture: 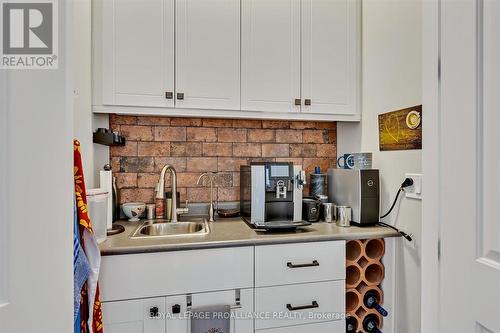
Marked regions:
[378,105,423,151]
[406,110,422,129]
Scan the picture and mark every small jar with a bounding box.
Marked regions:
[146,204,156,220]
[155,198,165,219]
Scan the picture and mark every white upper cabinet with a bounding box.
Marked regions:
[301,0,360,115]
[175,0,240,110]
[96,0,361,120]
[241,0,301,113]
[101,0,174,107]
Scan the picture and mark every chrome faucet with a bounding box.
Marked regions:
[197,172,217,222]
[156,164,188,222]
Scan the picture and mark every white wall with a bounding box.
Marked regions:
[338,0,422,332]
[0,0,74,331]
[73,0,110,188]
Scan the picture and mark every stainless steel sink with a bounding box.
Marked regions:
[130,219,210,239]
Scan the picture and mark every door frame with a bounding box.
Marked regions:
[0,56,8,308]
[421,0,440,332]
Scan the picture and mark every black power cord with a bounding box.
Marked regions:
[377,221,413,242]
[377,178,414,242]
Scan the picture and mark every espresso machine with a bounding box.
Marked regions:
[240,162,309,230]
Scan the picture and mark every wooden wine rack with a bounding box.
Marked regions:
[346,238,385,332]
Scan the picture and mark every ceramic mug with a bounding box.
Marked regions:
[337,153,372,169]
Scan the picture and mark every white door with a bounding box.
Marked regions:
[241,0,301,113]
[101,0,174,107]
[437,0,500,332]
[0,1,73,331]
[165,289,254,333]
[175,0,240,110]
[102,297,166,333]
[301,0,360,115]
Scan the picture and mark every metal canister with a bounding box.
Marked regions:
[336,206,352,227]
[323,203,334,223]
[146,204,156,220]
[310,173,327,197]
[315,194,328,220]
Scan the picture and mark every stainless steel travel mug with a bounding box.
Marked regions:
[323,203,334,223]
[336,206,352,227]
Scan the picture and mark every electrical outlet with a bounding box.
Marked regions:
[405,173,422,200]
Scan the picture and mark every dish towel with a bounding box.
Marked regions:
[191,305,231,333]
[74,140,104,333]
[74,200,91,333]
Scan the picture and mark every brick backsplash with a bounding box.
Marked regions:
[110,115,337,204]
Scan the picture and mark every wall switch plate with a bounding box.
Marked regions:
[405,173,422,200]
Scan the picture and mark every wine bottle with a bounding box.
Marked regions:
[346,316,358,333]
[364,290,388,317]
[363,314,382,333]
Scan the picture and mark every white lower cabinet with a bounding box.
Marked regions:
[257,320,345,333]
[100,241,346,333]
[102,297,166,333]
[102,290,254,333]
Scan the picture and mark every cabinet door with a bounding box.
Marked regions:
[241,0,301,113]
[165,289,253,333]
[175,0,240,110]
[101,0,174,107]
[257,321,345,333]
[102,297,166,333]
[301,0,360,115]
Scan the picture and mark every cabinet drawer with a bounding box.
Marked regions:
[255,241,345,287]
[255,281,345,329]
[257,320,345,333]
[100,246,253,301]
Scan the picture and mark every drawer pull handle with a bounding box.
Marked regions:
[150,306,159,318]
[286,301,319,311]
[172,304,181,314]
[287,260,319,268]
